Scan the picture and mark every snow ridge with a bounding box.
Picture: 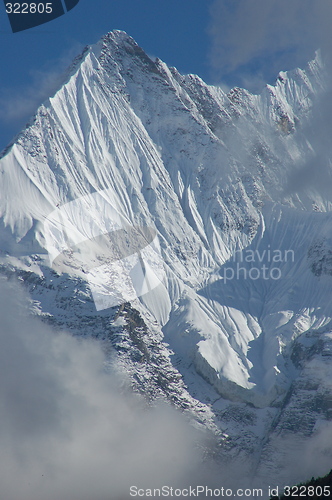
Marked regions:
[0,30,331,486]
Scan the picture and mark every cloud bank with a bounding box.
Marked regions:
[0,278,205,500]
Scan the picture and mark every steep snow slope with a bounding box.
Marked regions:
[0,30,332,486]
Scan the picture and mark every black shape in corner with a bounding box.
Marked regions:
[64,0,80,12]
[4,0,80,33]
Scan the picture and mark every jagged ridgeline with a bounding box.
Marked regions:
[270,470,332,499]
[0,30,332,490]
[3,0,80,33]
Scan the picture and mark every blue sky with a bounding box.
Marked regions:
[0,0,330,151]
[0,0,213,150]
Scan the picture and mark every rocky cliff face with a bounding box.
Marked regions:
[0,30,331,488]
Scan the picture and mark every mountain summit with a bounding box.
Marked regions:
[1,30,331,486]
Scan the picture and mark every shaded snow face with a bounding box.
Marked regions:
[283,86,332,198]
[2,30,332,489]
[0,279,206,500]
[0,31,330,408]
[43,189,165,310]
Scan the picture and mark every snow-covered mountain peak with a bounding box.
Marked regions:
[1,30,332,486]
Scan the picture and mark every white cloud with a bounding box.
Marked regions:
[208,0,332,90]
[0,278,205,500]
